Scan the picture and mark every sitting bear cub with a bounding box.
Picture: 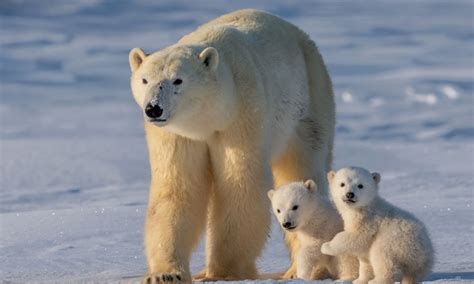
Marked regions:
[322,167,434,284]
[268,180,358,280]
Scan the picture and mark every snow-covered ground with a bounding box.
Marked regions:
[1,0,473,282]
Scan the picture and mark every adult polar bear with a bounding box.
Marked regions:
[128,9,335,282]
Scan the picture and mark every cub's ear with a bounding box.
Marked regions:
[199,47,219,70]
[267,189,275,201]
[372,172,381,185]
[327,171,336,182]
[304,179,317,192]
[129,48,147,72]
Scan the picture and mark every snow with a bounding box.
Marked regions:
[0,0,473,282]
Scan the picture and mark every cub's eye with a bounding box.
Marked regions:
[142,78,148,84]
[358,184,364,189]
[277,209,281,213]
[292,205,299,211]
[173,78,183,85]
[340,183,345,187]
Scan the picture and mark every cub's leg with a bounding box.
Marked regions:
[369,250,401,284]
[337,254,359,280]
[322,231,367,256]
[143,124,210,283]
[296,248,314,280]
[353,257,374,284]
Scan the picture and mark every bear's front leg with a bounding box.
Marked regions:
[322,231,366,256]
[205,135,272,280]
[296,247,314,280]
[143,124,210,282]
[296,245,329,280]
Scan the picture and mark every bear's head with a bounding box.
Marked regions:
[327,167,381,209]
[129,45,237,140]
[267,180,319,232]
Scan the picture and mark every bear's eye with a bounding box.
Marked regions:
[142,78,148,84]
[340,183,345,187]
[358,184,364,189]
[292,205,299,211]
[173,78,183,85]
[277,209,281,214]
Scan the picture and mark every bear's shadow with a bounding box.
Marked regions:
[426,272,474,281]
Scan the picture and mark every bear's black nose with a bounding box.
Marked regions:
[145,103,163,119]
[346,192,355,199]
[282,222,292,229]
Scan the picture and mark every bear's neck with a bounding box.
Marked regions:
[341,197,382,232]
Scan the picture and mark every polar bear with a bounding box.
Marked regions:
[268,180,358,281]
[321,167,434,284]
[128,9,335,282]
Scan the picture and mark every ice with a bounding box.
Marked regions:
[442,85,460,100]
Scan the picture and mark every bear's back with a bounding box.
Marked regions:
[178,9,307,48]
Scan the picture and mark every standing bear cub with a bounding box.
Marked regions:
[268,180,358,281]
[322,167,434,284]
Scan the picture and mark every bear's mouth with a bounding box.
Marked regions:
[343,198,357,204]
[147,117,168,125]
[148,118,167,122]
[285,226,297,231]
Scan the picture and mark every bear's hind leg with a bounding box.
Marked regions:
[401,274,423,284]
[271,128,331,279]
[368,250,401,284]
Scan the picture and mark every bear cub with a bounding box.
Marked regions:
[322,167,434,284]
[268,180,358,280]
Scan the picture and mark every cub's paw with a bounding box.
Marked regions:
[320,242,335,255]
[141,273,185,283]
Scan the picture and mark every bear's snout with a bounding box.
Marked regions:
[145,103,164,120]
[343,192,357,204]
[282,221,295,230]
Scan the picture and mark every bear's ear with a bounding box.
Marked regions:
[129,48,147,72]
[371,172,381,185]
[267,189,275,201]
[327,171,336,182]
[304,179,317,192]
[199,47,219,70]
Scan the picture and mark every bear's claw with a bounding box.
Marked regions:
[142,273,184,283]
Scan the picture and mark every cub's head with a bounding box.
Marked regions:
[129,45,236,140]
[327,167,381,209]
[267,180,318,232]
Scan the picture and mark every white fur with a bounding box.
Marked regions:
[129,9,335,282]
[268,180,358,281]
[322,167,434,284]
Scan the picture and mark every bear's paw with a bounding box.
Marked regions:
[321,242,335,256]
[142,272,185,284]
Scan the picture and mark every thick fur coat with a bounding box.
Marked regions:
[128,9,335,282]
[268,180,358,281]
[322,167,434,284]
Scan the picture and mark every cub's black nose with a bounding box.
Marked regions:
[346,192,355,199]
[145,103,163,119]
[283,222,292,229]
